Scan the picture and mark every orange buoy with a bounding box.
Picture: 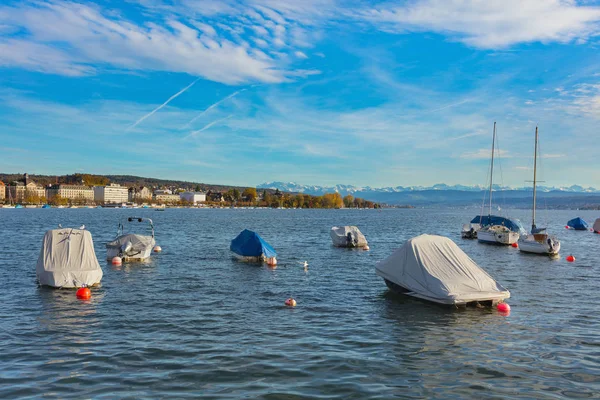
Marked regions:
[76,287,91,300]
[285,298,297,307]
[511,242,518,248]
[153,245,162,253]
[111,256,122,265]
[267,257,277,266]
[497,302,510,313]
[566,255,575,262]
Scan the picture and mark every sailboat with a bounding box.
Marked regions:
[518,127,560,255]
[476,122,523,245]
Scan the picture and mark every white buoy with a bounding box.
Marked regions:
[111,256,122,266]
[153,245,162,253]
[364,245,370,251]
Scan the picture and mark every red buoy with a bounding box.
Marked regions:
[153,245,162,253]
[511,242,518,248]
[497,302,510,313]
[111,256,122,266]
[566,255,575,262]
[565,225,569,229]
[285,298,297,307]
[76,287,91,300]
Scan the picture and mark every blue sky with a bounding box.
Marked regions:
[1,0,600,188]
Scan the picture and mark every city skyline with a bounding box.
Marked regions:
[1,0,600,188]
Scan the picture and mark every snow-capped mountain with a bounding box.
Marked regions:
[258,181,598,196]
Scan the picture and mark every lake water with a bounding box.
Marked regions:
[0,208,599,399]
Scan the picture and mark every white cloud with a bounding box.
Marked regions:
[294,51,308,59]
[0,0,323,84]
[459,148,512,159]
[361,0,600,49]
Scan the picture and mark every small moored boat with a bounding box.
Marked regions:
[230,229,277,263]
[330,226,368,248]
[106,217,156,261]
[593,218,600,234]
[566,217,588,231]
[36,227,103,288]
[376,234,510,307]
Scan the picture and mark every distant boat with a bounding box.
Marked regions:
[42,204,51,209]
[15,204,23,209]
[566,217,588,231]
[376,235,510,307]
[475,122,520,246]
[518,127,561,256]
[330,226,368,248]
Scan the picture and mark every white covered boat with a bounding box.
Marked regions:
[376,234,510,306]
[593,218,600,234]
[519,127,560,256]
[330,226,368,248]
[106,217,155,261]
[36,227,103,288]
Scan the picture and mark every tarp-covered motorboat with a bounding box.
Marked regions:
[37,227,103,288]
[567,217,588,231]
[230,229,277,263]
[376,234,510,306]
[473,215,525,245]
[106,217,155,261]
[330,226,368,248]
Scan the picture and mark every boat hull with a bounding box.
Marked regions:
[518,235,560,255]
[383,279,506,307]
[477,228,519,245]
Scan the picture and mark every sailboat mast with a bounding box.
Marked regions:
[532,126,538,231]
[488,122,496,216]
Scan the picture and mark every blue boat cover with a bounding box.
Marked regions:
[230,229,277,258]
[470,215,526,235]
[567,217,588,230]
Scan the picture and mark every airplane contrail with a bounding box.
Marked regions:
[182,89,246,129]
[127,77,200,130]
[185,115,233,139]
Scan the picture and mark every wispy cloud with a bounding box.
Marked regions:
[128,78,199,130]
[359,0,600,49]
[185,115,233,139]
[182,89,246,129]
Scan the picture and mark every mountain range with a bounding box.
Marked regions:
[258,182,600,208]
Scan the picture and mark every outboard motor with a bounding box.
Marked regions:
[547,238,554,252]
[346,232,353,247]
[121,241,133,256]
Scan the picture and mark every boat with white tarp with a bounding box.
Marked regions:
[376,234,510,307]
[330,226,368,248]
[36,227,103,288]
[106,217,156,261]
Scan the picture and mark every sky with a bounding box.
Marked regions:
[1,0,600,188]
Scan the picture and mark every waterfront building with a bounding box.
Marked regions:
[94,183,129,204]
[6,174,45,203]
[180,191,207,204]
[0,181,5,202]
[207,191,225,202]
[128,186,153,202]
[47,184,94,202]
[153,193,181,204]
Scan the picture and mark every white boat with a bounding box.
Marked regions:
[593,218,600,234]
[478,225,520,245]
[36,227,103,288]
[473,122,521,245]
[330,226,368,248]
[518,127,560,256]
[376,234,510,307]
[106,217,156,261]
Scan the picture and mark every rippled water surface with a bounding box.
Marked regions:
[1,208,599,399]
